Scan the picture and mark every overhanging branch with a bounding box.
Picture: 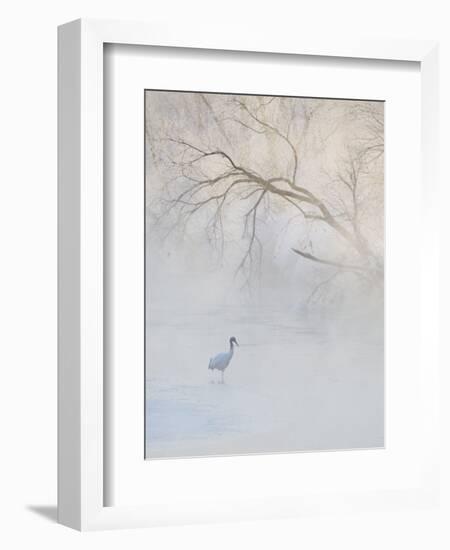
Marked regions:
[291,248,369,272]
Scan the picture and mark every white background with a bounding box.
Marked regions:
[0,1,449,548]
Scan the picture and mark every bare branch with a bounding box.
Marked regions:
[291,248,370,272]
[235,99,299,183]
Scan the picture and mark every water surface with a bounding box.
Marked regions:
[145,305,384,458]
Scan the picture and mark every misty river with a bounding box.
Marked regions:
[145,305,384,459]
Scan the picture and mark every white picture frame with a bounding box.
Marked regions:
[58,18,440,531]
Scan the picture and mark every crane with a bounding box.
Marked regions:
[208,336,239,383]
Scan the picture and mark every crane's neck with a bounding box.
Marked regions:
[229,341,235,354]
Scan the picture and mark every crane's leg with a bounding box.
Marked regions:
[220,371,224,384]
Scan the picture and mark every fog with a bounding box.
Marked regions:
[145,91,384,458]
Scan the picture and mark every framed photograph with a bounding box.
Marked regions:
[58,19,440,530]
[143,89,385,460]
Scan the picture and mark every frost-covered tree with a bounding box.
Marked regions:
[146,92,383,305]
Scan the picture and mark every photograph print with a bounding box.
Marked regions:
[145,90,384,459]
